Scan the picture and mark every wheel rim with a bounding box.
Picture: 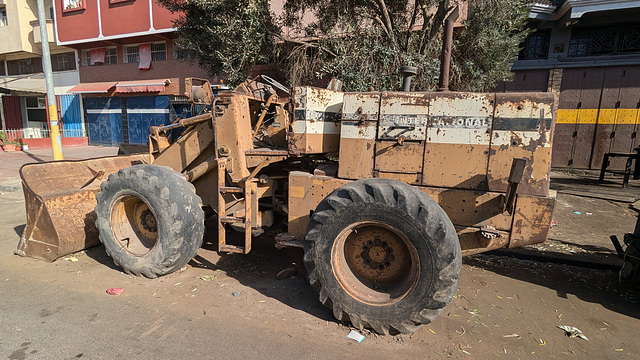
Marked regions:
[331,221,420,306]
[110,194,158,256]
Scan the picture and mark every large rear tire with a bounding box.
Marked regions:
[95,164,205,278]
[304,178,461,334]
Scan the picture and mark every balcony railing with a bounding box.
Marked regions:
[30,19,56,44]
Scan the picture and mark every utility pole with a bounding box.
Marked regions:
[0,94,6,138]
[36,0,63,160]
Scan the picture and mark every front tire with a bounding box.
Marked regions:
[95,164,205,278]
[304,178,461,334]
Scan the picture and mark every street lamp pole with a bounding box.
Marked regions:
[36,0,63,160]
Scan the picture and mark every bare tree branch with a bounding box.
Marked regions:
[418,3,433,55]
[404,0,420,53]
[374,0,399,48]
[428,0,451,42]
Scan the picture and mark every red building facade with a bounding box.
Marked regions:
[53,0,210,146]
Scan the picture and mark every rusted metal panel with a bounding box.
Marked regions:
[608,66,640,170]
[504,70,549,93]
[153,121,215,173]
[591,67,625,169]
[338,132,376,179]
[575,68,605,169]
[487,93,554,196]
[554,68,605,169]
[287,171,349,240]
[288,173,554,255]
[508,191,556,248]
[290,86,343,154]
[374,141,424,173]
[16,154,149,262]
[419,187,514,231]
[288,172,516,242]
[553,69,583,167]
[423,93,494,189]
[554,69,585,168]
[458,227,510,256]
[338,92,380,179]
[374,171,421,184]
[378,92,429,140]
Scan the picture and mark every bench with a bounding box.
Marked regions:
[599,147,640,188]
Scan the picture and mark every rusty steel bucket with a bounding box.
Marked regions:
[16,154,149,262]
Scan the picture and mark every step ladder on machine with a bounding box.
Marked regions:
[215,158,257,254]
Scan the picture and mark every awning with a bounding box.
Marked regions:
[114,79,168,93]
[68,82,117,94]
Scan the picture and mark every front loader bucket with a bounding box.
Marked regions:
[16,154,149,262]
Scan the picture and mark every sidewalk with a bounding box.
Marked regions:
[494,169,639,269]
[0,146,119,183]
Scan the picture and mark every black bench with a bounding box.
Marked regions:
[599,147,640,188]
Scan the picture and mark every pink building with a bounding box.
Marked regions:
[53,0,209,146]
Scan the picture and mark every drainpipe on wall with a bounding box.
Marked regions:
[36,0,63,160]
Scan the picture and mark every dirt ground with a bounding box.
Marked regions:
[0,150,639,359]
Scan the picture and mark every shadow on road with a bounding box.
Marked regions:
[13,224,25,237]
[187,217,335,323]
[82,215,335,323]
[192,241,335,323]
[21,151,47,164]
[464,253,640,320]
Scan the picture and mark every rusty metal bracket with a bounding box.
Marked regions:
[503,158,527,214]
[253,93,276,135]
[274,233,303,249]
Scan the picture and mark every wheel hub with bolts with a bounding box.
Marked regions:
[333,221,419,306]
[140,209,157,233]
[361,238,395,270]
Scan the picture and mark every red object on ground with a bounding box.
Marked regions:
[106,287,124,295]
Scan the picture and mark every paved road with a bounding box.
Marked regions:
[0,147,638,359]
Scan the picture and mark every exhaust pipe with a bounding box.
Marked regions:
[438,6,460,92]
[399,66,417,92]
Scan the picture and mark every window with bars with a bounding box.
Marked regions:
[151,42,167,61]
[519,31,550,60]
[123,45,139,64]
[568,23,640,57]
[51,52,77,72]
[7,58,43,75]
[105,47,117,64]
[173,40,196,60]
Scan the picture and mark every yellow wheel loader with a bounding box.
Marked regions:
[16,75,556,335]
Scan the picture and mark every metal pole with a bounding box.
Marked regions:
[438,6,459,92]
[36,0,63,160]
[0,94,6,136]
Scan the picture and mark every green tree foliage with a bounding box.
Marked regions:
[159,0,529,92]
[451,0,531,91]
[158,0,280,86]
[284,0,530,91]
